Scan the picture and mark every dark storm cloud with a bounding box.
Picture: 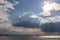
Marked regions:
[40,22,60,32]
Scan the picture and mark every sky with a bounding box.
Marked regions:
[0,0,60,35]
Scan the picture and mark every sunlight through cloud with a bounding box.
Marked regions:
[41,1,60,16]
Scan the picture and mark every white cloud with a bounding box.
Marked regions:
[40,16,60,24]
[29,14,39,18]
[40,1,60,16]
[0,0,18,30]
[0,0,19,22]
[13,1,19,5]
[0,0,14,10]
[19,12,35,18]
[0,0,16,21]
[29,12,60,24]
